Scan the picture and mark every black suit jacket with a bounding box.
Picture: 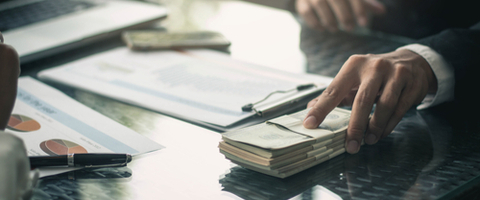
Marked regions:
[417,22,480,113]
[370,1,480,113]
[371,0,479,39]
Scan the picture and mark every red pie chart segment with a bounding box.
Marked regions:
[7,114,41,132]
[40,139,88,156]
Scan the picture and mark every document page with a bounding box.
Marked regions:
[7,77,164,157]
[38,48,332,127]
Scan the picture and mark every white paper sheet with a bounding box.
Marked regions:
[6,77,164,177]
[38,48,332,127]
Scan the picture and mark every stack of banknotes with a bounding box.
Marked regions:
[219,107,351,178]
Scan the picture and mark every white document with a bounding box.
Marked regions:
[6,77,164,176]
[38,48,332,127]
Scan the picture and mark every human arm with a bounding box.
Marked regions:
[398,44,454,110]
[416,22,480,110]
[402,22,480,110]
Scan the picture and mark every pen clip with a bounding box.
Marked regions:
[242,83,317,116]
[83,162,128,168]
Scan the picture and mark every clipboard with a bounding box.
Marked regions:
[38,47,332,132]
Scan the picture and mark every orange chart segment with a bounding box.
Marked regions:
[40,139,88,156]
[7,114,41,132]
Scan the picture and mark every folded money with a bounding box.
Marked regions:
[221,139,344,170]
[219,133,345,167]
[219,107,351,178]
[226,146,345,178]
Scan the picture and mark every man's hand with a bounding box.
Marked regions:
[303,49,437,154]
[295,0,386,32]
[0,31,20,130]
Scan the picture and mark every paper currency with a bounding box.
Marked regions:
[219,107,351,178]
[219,133,345,167]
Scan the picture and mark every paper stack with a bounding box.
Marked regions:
[219,107,351,178]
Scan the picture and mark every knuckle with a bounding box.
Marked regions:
[347,54,366,63]
[369,58,388,72]
[383,98,398,110]
[322,86,341,101]
[343,54,366,70]
[380,91,400,109]
[355,91,376,105]
[394,64,413,77]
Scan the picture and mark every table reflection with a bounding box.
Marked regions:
[32,167,133,199]
[220,106,480,199]
[300,26,413,77]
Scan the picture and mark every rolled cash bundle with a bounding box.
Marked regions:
[219,107,351,178]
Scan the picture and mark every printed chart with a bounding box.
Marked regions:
[40,139,88,155]
[7,114,41,132]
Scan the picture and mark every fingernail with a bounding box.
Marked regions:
[365,133,377,145]
[347,140,359,154]
[303,115,317,128]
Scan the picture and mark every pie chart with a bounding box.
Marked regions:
[40,139,88,156]
[7,114,41,132]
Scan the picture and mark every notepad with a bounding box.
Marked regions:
[38,48,332,131]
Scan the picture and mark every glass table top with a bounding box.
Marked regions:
[16,0,480,199]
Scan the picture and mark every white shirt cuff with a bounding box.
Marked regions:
[397,44,455,109]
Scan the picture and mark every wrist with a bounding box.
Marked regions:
[397,49,438,94]
[397,44,455,108]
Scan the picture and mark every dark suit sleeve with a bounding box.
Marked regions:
[417,22,480,109]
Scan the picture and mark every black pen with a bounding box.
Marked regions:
[29,153,132,168]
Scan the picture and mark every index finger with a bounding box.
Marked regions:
[303,72,358,129]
